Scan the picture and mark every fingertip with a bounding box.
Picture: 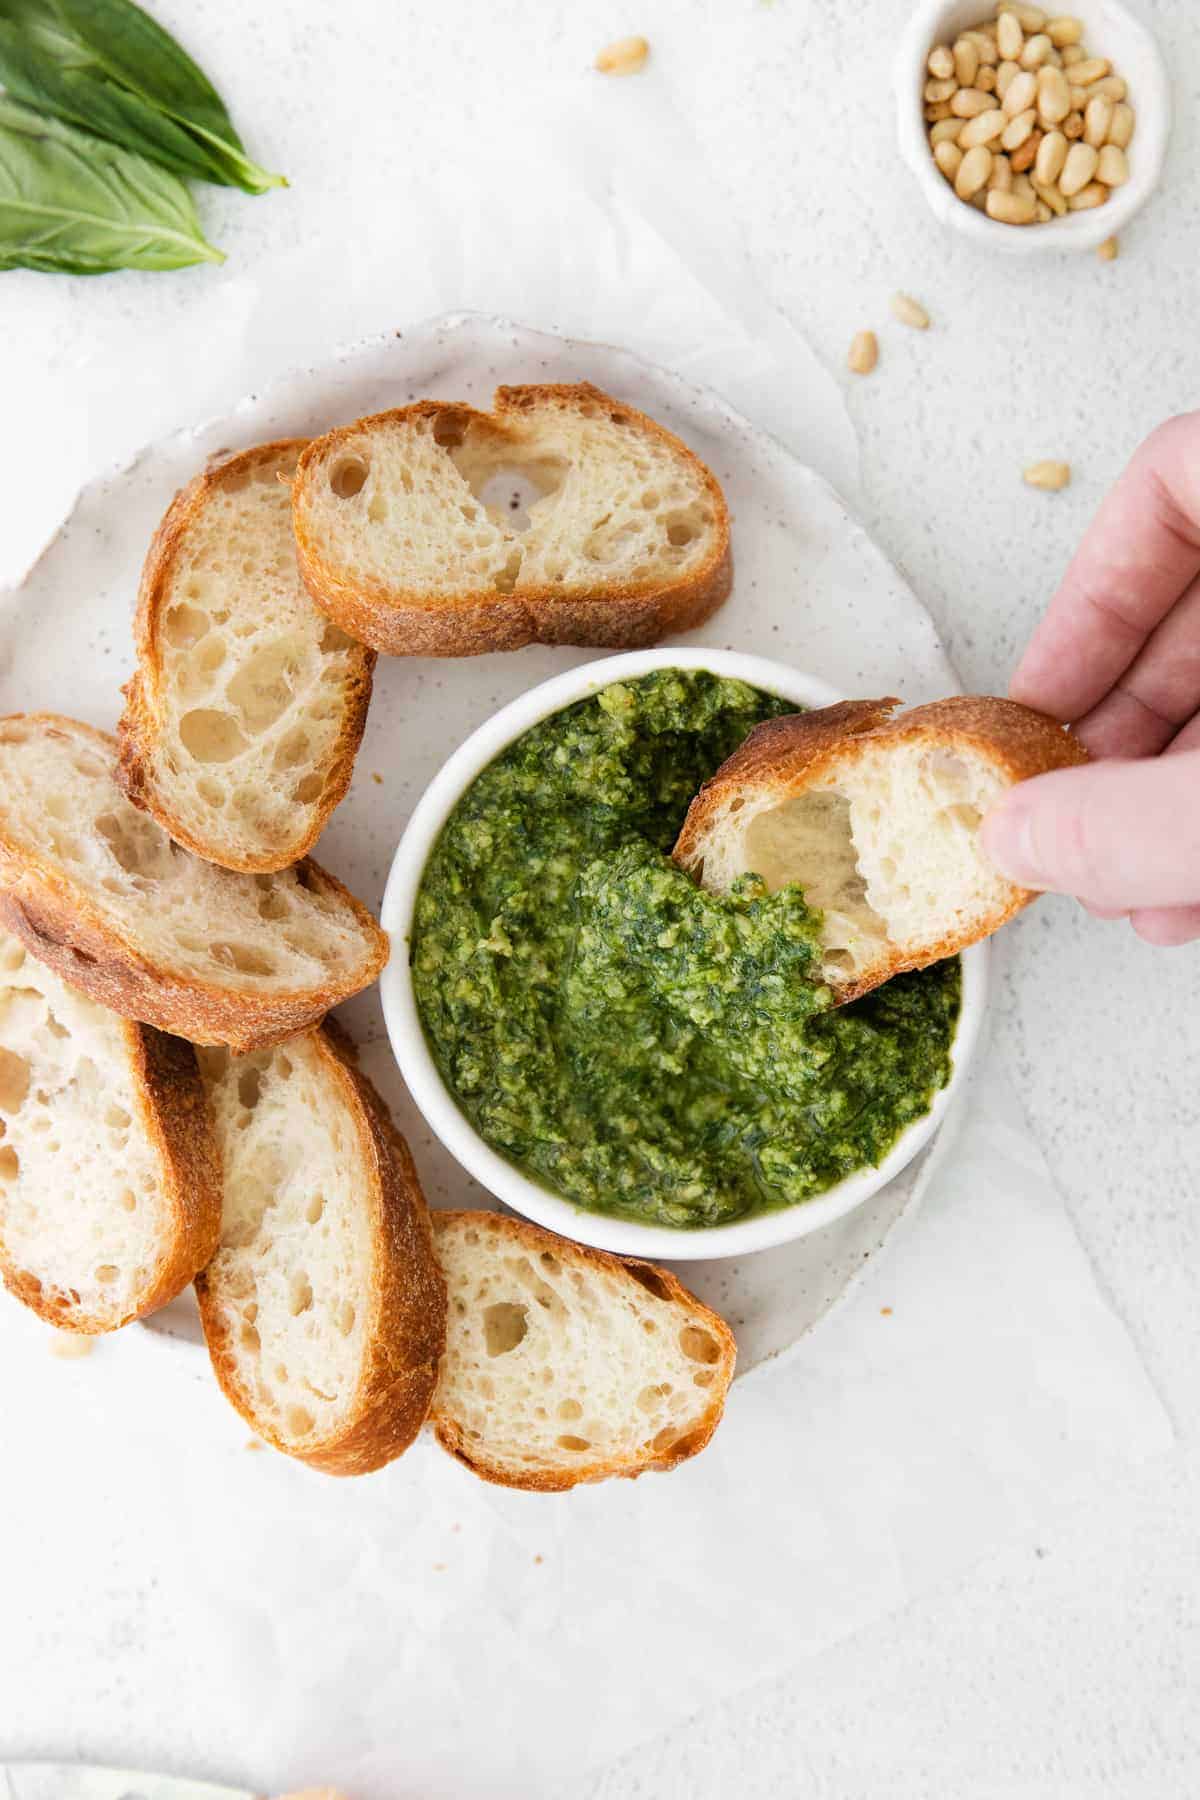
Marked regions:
[1129,905,1200,947]
[980,789,1044,889]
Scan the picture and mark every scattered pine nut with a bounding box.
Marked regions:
[890,292,931,329]
[1097,234,1119,260]
[921,10,1137,229]
[1024,460,1071,491]
[595,35,649,75]
[847,330,878,375]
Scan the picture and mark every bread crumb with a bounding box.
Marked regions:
[245,1437,265,1451]
[880,1306,893,1317]
[534,1553,544,1565]
[49,1330,94,1359]
[595,35,649,75]
[432,1562,446,1572]
[371,772,383,785]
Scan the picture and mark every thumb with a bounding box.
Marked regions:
[981,748,1200,911]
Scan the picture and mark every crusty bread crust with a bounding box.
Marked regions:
[118,439,377,873]
[0,1019,222,1333]
[0,715,389,1052]
[292,384,733,657]
[674,695,1089,1002]
[195,1028,447,1476]
[429,1210,736,1492]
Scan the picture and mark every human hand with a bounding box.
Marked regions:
[982,413,1200,945]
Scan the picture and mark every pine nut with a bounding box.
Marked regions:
[1108,102,1135,148]
[1096,143,1129,187]
[952,86,995,117]
[848,331,878,375]
[999,3,1046,30]
[953,36,980,85]
[1063,110,1084,139]
[1084,96,1113,147]
[987,188,1037,224]
[1035,128,1069,184]
[1020,32,1053,69]
[1032,175,1068,214]
[977,65,998,92]
[996,59,1020,99]
[931,115,967,144]
[595,35,649,75]
[1037,64,1071,123]
[926,101,954,121]
[1067,85,1087,110]
[1002,106,1038,149]
[934,139,965,181]
[1067,57,1109,86]
[989,151,1013,190]
[1091,75,1127,102]
[1010,129,1042,172]
[890,293,931,330]
[1061,44,1085,66]
[997,11,1024,59]
[1045,47,1063,68]
[969,29,1000,66]
[1067,181,1108,209]
[1097,235,1119,260]
[928,44,956,79]
[1047,16,1082,47]
[1059,139,1098,195]
[962,107,1008,148]
[956,143,994,198]
[1035,199,1052,221]
[925,76,959,102]
[1024,460,1070,490]
[1013,170,1037,203]
[1003,70,1038,115]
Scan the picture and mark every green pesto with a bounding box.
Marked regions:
[411,670,961,1230]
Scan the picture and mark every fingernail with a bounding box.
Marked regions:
[981,794,1046,889]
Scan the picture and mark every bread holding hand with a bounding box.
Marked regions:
[675,695,1087,1001]
[291,382,731,657]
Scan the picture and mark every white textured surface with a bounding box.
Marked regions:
[0,1,1197,1796]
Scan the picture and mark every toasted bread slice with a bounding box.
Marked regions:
[0,715,387,1051]
[195,1028,446,1476]
[291,382,732,656]
[0,928,220,1332]
[674,695,1088,1001]
[429,1211,736,1491]
[119,440,376,873]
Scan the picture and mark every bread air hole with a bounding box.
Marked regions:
[329,457,368,499]
[179,708,249,764]
[680,1325,720,1365]
[306,1194,325,1224]
[286,1405,315,1437]
[628,1265,671,1303]
[209,941,276,977]
[289,1272,313,1316]
[637,1383,669,1414]
[557,1435,590,1452]
[294,772,324,804]
[94,810,176,880]
[664,507,704,548]
[237,1066,262,1111]
[483,1300,528,1357]
[741,788,891,982]
[226,642,299,735]
[95,1264,118,1284]
[0,1046,31,1112]
[163,602,210,648]
[0,1145,18,1180]
[557,1398,583,1422]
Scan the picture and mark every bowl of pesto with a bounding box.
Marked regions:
[381,648,987,1261]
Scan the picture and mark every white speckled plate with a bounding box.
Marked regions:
[0,312,974,1378]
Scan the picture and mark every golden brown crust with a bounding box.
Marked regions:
[0,715,388,1052]
[292,383,733,657]
[674,694,1089,1002]
[194,1029,446,1477]
[428,1210,736,1492]
[117,440,377,873]
[0,1021,221,1334]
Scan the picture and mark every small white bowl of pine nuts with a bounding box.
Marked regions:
[896,0,1170,252]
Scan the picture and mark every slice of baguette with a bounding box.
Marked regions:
[119,440,376,873]
[674,695,1088,1002]
[430,1211,736,1491]
[0,714,388,1052]
[291,382,732,656]
[0,928,220,1332]
[195,1027,446,1476]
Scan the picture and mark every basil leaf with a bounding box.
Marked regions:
[0,0,285,194]
[0,21,240,185]
[0,96,223,270]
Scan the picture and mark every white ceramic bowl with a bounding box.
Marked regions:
[895,0,1171,254]
[380,647,988,1261]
